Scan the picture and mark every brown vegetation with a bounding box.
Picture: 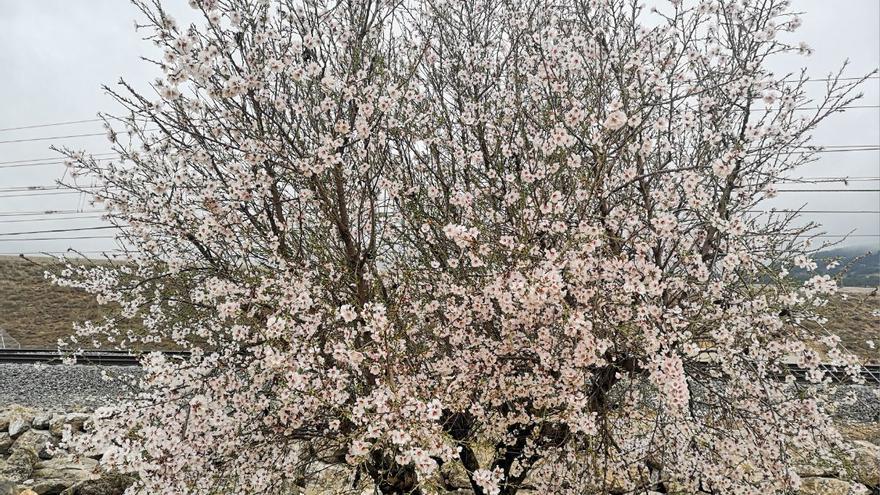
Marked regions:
[0,256,877,361]
[0,256,115,349]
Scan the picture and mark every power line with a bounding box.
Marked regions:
[767,105,880,112]
[0,185,99,193]
[0,119,104,133]
[0,149,874,171]
[0,85,860,134]
[0,251,131,256]
[0,215,105,224]
[0,129,157,145]
[0,132,112,145]
[800,144,878,149]
[0,153,116,166]
[775,188,880,192]
[778,176,880,181]
[0,120,872,148]
[0,190,96,199]
[788,76,880,83]
[802,148,879,154]
[776,179,880,184]
[0,236,116,242]
[797,234,880,238]
[748,210,880,214]
[0,209,102,218]
[0,157,117,170]
[0,83,874,134]
[0,226,117,236]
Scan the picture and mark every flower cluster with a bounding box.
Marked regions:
[52,0,871,493]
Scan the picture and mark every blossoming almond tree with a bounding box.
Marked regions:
[54,0,874,493]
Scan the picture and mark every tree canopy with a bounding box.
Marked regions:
[55,0,873,493]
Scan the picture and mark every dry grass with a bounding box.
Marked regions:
[0,256,116,349]
[0,257,877,361]
[806,287,880,364]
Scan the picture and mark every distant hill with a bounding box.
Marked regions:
[0,255,113,349]
[791,246,880,287]
[0,255,876,362]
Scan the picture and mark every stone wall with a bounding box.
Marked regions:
[1,404,878,495]
[0,405,133,495]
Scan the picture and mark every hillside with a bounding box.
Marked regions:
[792,246,880,287]
[0,255,116,349]
[0,256,877,362]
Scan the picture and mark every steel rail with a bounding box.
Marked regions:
[0,349,878,385]
[0,348,190,366]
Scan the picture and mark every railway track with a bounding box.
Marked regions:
[0,348,878,385]
[0,348,190,366]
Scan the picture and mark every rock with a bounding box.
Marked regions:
[29,478,69,494]
[31,415,51,431]
[795,461,843,478]
[7,418,30,440]
[0,479,15,495]
[797,477,853,495]
[0,433,12,455]
[18,489,39,495]
[48,415,90,439]
[0,448,38,483]
[63,416,89,435]
[838,421,880,446]
[47,417,64,439]
[31,457,98,487]
[1,408,35,440]
[61,472,136,495]
[439,460,470,490]
[848,483,871,495]
[849,440,880,488]
[12,430,55,461]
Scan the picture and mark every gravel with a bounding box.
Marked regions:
[0,363,142,410]
[828,385,880,422]
[0,364,878,423]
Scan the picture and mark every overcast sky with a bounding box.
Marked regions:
[0,0,877,257]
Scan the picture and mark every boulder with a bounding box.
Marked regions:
[1,408,35,439]
[28,478,70,494]
[31,415,51,432]
[48,416,90,440]
[849,440,880,488]
[439,460,470,490]
[848,483,871,495]
[18,490,38,495]
[838,422,880,446]
[797,477,852,495]
[60,472,136,495]
[0,448,38,483]
[0,479,15,495]
[12,430,55,461]
[7,420,29,440]
[0,433,12,455]
[795,461,843,478]
[31,457,99,487]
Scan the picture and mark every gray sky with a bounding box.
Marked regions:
[0,0,877,256]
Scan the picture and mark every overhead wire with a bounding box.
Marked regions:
[0,236,116,242]
[0,226,117,236]
[0,119,104,133]
[0,129,158,145]
[0,209,103,218]
[0,153,116,166]
[0,214,106,224]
